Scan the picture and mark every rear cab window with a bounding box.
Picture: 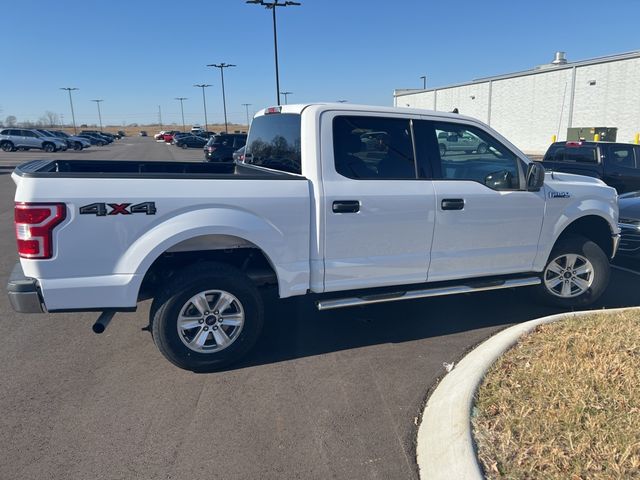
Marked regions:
[244,113,301,174]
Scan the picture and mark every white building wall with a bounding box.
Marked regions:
[394,54,640,154]
[572,58,640,143]
[490,68,573,152]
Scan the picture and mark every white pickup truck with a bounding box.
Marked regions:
[7,104,620,371]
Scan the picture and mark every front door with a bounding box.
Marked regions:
[415,120,546,282]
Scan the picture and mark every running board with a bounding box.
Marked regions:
[316,277,541,311]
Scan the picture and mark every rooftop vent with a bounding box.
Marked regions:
[551,51,567,65]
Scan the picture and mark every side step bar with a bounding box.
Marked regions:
[316,277,541,311]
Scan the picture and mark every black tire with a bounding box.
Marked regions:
[73,142,83,151]
[181,143,188,149]
[534,235,610,308]
[477,143,488,154]
[43,142,55,153]
[150,262,264,372]
[439,143,446,157]
[1,141,15,152]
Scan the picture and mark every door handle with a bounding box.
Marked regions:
[441,198,465,210]
[332,200,360,213]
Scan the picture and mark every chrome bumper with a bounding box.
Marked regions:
[6,263,45,313]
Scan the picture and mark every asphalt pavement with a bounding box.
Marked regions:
[0,137,638,480]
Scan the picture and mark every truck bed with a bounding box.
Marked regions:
[13,159,301,180]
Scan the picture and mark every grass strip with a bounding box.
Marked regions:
[473,310,640,479]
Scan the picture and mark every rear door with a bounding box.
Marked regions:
[603,144,640,193]
[321,113,436,292]
[415,119,545,281]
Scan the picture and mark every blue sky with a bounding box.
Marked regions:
[2,0,638,126]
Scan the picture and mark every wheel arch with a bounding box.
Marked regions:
[551,214,616,259]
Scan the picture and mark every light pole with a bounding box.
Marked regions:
[246,0,301,106]
[420,75,427,89]
[194,84,211,132]
[60,87,78,133]
[175,97,187,132]
[242,103,252,127]
[91,99,104,132]
[280,91,293,104]
[207,63,235,134]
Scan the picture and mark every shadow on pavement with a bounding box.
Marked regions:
[225,268,640,372]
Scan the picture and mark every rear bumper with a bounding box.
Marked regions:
[6,263,45,313]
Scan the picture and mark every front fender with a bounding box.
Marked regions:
[115,206,310,298]
[534,195,619,270]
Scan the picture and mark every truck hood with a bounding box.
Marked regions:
[543,170,618,214]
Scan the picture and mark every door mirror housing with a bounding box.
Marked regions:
[526,162,545,191]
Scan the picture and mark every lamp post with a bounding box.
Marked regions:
[91,99,104,132]
[420,75,427,89]
[207,63,235,134]
[194,84,211,132]
[280,91,293,104]
[246,0,301,106]
[242,103,252,127]
[60,87,78,133]
[175,97,187,132]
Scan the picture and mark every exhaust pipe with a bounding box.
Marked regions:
[92,311,115,334]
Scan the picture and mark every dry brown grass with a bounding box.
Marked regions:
[473,310,640,479]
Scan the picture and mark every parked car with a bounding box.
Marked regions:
[76,133,107,146]
[118,130,126,137]
[542,141,640,194]
[232,145,246,163]
[0,128,67,152]
[618,191,640,258]
[7,104,620,372]
[175,134,208,149]
[203,133,247,162]
[81,130,113,143]
[162,131,180,143]
[33,130,69,151]
[154,130,168,140]
[437,130,488,156]
[50,131,91,151]
[139,131,148,137]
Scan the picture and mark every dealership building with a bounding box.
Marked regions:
[393,51,640,154]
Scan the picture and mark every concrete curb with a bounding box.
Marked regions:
[416,306,640,480]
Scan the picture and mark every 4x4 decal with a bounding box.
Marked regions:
[79,202,157,216]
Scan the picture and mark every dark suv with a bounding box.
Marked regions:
[203,134,247,162]
[542,141,640,194]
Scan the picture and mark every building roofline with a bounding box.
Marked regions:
[394,50,640,98]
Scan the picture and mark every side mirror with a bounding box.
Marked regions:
[526,162,545,191]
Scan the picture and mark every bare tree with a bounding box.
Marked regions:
[5,115,17,127]
[44,111,60,127]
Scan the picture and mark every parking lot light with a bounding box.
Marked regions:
[206,63,235,134]
[175,97,187,132]
[194,84,212,133]
[242,103,252,127]
[60,87,78,134]
[91,99,104,132]
[246,1,301,106]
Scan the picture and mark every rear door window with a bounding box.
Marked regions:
[333,116,416,179]
[244,113,301,174]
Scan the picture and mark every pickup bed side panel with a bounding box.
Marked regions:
[15,177,311,310]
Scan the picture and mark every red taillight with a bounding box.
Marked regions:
[265,106,282,114]
[14,203,66,259]
[566,141,583,147]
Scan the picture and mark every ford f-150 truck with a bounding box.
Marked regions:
[7,104,621,371]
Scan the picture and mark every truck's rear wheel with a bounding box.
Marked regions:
[535,235,610,308]
[150,262,264,372]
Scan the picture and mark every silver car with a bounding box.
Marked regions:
[0,128,67,152]
[437,130,488,156]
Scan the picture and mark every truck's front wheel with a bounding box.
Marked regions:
[536,235,610,308]
[151,262,264,372]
